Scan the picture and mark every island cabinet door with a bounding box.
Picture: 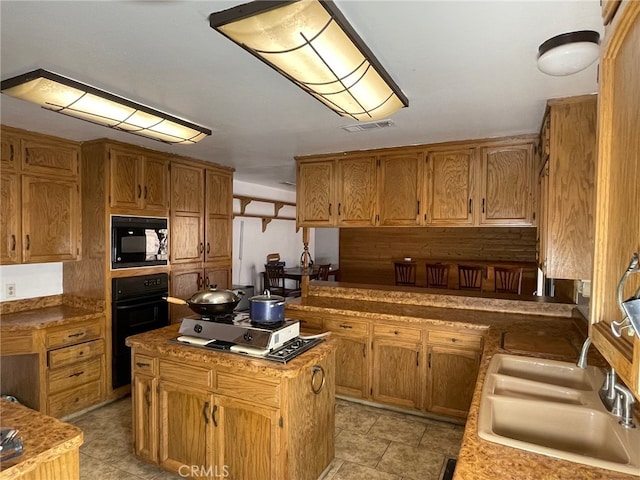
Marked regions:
[212,396,280,480]
[425,345,481,419]
[132,374,157,462]
[324,318,369,399]
[158,382,215,479]
[372,338,423,410]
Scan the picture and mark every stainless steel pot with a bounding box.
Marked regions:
[249,290,285,324]
[165,285,245,316]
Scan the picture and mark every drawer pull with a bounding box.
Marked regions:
[311,365,325,394]
[451,338,457,343]
[203,401,210,424]
[339,324,352,329]
[68,332,85,339]
[136,362,150,368]
[212,404,218,427]
[68,371,84,378]
[394,330,399,335]
[145,385,151,407]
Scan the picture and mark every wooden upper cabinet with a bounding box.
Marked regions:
[479,143,534,225]
[377,152,423,226]
[22,175,79,263]
[109,147,168,212]
[0,126,81,265]
[205,169,232,263]
[170,162,205,264]
[425,148,476,226]
[297,159,335,227]
[22,137,78,177]
[336,155,377,227]
[1,171,20,264]
[591,1,640,400]
[542,96,597,280]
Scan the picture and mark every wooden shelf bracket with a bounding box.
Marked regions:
[233,195,298,232]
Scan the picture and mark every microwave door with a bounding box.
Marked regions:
[116,228,146,263]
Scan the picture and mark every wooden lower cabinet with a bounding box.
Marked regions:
[292,310,484,419]
[129,342,335,480]
[426,345,481,419]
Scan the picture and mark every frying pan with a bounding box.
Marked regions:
[165,285,244,316]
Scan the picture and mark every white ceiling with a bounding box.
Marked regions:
[1,1,602,191]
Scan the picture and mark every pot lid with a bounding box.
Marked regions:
[189,285,242,305]
[250,290,285,302]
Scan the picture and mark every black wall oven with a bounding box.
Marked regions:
[111,215,168,269]
[112,273,169,389]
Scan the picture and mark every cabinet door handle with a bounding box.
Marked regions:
[416,351,419,366]
[362,344,366,358]
[10,235,16,252]
[9,145,14,162]
[328,203,332,216]
[212,404,218,427]
[311,365,326,394]
[468,199,472,214]
[428,352,432,368]
[145,385,151,406]
[416,200,420,215]
[137,184,142,198]
[205,277,210,288]
[203,401,210,424]
[144,186,148,199]
[199,242,204,254]
[197,274,203,289]
[25,235,30,250]
[338,203,341,216]
[482,198,486,213]
[206,243,210,254]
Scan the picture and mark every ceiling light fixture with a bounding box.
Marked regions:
[209,0,408,121]
[537,30,600,76]
[0,69,211,144]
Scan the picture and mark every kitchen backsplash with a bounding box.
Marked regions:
[0,263,63,302]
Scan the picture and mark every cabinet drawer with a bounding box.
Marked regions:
[215,371,280,407]
[46,320,101,349]
[133,354,156,375]
[48,339,104,368]
[428,330,483,349]
[373,323,422,342]
[48,379,103,418]
[48,357,102,394]
[22,138,79,177]
[298,317,323,332]
[160,360,212,388]
[324,318,368,337]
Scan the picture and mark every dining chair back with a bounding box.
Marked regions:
[394,262,417,286]
[494,266,523,294]
[425,263,450,288]
[458,265,484,291]
[266,253,281,264]
[264,264,300,297]
[316,264,331,281]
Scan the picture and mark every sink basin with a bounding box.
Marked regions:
[478,354,640,475]
[490,354,605,390]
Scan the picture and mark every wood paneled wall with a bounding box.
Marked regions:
[339,227,538,291]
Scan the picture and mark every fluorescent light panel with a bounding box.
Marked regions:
[209,0,408,121]
[1,69,211,144]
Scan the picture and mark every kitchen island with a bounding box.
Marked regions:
[0,398,83,480]
[125,324,336,480]
[285,281,637,480]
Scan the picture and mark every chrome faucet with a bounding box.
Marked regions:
[576,337,592,368]
[613,383,636,428]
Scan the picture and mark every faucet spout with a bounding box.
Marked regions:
[577,337,592,369]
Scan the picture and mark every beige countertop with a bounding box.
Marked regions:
[285,283,636,480]
[0,399,83,479]
[125,323,338,379]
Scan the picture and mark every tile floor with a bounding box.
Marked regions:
[70,396,464,480]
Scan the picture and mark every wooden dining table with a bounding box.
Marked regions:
[283,265,340,286]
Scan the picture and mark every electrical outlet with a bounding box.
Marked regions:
[6,284,16,298]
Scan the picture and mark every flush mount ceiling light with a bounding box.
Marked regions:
[209,0,408,121]
[537,30,600,76]
[0,69,211,144]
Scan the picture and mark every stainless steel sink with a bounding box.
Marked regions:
[478,354,640,476]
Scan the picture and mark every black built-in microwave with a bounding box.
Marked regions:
[111,215,168,269]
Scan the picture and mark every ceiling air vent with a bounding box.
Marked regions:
[341,120,396,133]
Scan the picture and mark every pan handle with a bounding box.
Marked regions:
[163,296,189,306]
